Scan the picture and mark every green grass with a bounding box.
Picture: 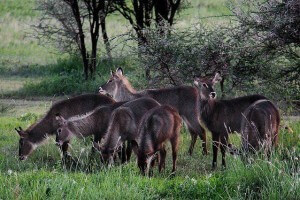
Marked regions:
[0,0,37,18]
[0,103,299,199]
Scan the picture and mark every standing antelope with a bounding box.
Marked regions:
[15,94,114,160]
[97,97,160,163]
[194,73,267,168]
[241,100,280,156]
[54,101,127,161]
[99,67,207,155]
[137,105,182,176]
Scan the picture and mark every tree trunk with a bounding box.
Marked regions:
[90,36,97,78]
[169,0,181,26]
[70,0,89,80]
[87,0,103,79]
[100,16,112,61]
[220,78,225,99]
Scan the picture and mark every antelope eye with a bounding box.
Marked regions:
[57,129,62,134]
[108,79,113,83]
[202,83,208,88]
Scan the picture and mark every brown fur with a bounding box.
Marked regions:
[241,100,280,155]
[98,97,160,163]
[55,101,126,155]
[194,73,268,168]
[137,105,182,176]
[99,67,207,155]
[15,94,115,160]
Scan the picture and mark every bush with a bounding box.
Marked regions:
[132,0,300,103]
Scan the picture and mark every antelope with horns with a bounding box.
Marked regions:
[99,67,207,155]
[194,73,267,168]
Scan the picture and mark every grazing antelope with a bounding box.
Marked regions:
[99,67,207,155]
[55,102,126,161]
[97,97,160,164]
[241,99,280,156]
[15,94,114,160]
[194,73,267,168]
[137,105,182,176]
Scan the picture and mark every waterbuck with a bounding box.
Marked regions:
[97,97,160,163]
[99,67,207,155]
[194,73,267,168]
[137,105,182,176]
[54,101,126,160]
[15,94,114,160]
[241,99,280,156]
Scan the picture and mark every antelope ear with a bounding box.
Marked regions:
[110,69,114,76]
[193,77,200,86]
[15,127,28,138]
[116,67,123,76]
[55,113,61,120]
[212,72,222,84]
[15,127,21,134]
[55,113,65,124]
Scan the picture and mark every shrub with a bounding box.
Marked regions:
[132,0,300,103]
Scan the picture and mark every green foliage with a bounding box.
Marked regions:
[133,0,300,103]
[137,24,299,101]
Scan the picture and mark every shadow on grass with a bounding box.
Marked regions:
[1,56,141,98]
[0,57,86,78]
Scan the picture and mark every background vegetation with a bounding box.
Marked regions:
[0,0,299,199]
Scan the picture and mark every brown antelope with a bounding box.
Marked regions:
[194,73,267,168]
[54,101,127,161]
[99,67,207,155]
[15,94,115,160]
[241,99,280,156]
[137,105,182,176]
[96,97,160,164]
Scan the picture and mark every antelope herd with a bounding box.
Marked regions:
[15,68,280,175]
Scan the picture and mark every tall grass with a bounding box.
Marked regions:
[0,110,299,199]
